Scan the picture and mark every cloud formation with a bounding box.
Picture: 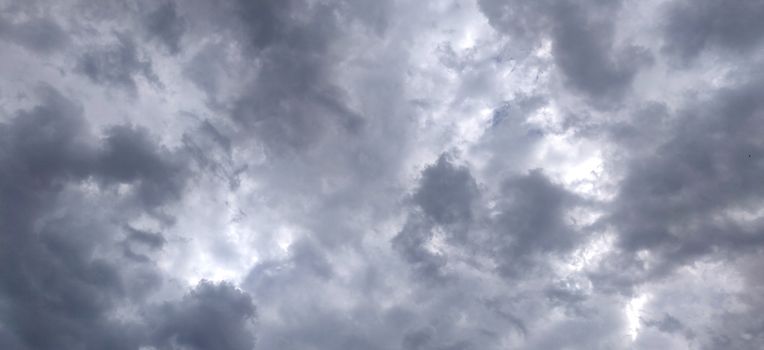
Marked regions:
[2,0,764,349]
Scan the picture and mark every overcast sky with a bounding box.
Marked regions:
[2,0,764,349]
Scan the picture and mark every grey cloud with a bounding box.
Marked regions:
[199,119,232,155]
[6,0,764,348]
[244,241,520,350]
[402,327,434,350]
[393,155,479,282]
[243,241,407,350]
[549,4,651,103]
[0,220,130,350]
[544,277,590,311]
[706,259,764,349]
[179,0,411,260]
[523,305,628,350]
[0,15,69,53]
[180,0,370,154]
[386,154,608,346]
[181,118,243,190]
[122,226,167,263]
[229,53,363,156]
[394,155,583,281]
[0,327,23,350]
[143,1,186,54]
[392,213,448,283]
[644,313,686,335]
[183,42,229,101]
[125,226,166,250]
[636,252,764,349]
[474,96,548,183]
[602,75,764,286]
[234,0,294,51]
[492,170,580,269]
[288,238,334,280]
[414,154,479,227]
[0,88,142,350]
[497,171,577,246]
[478,0,650,104]
[77,34,159,93]
[663,0,764,62]
[97,124,189,208]
[0,86,195,349]
[148,281,257,350]
[0,86,94,186]
[488,95,547,129]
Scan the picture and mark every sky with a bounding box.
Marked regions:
[1,0,764,349]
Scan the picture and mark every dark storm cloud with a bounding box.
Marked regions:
[601,75,764,286]
[0,86,224,349]
[0,87,143,349]
[662,0,764,62]
[0,86,94,187]
[478,0,650,104]
[148,281,257,350]
[77,34,160,93]
[583,66,764,349]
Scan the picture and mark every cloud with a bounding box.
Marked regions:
[76,34,160,93]
[0,87,139,349]
[600,74,764,287]
[224,0,366,155]
[97,125,189,208]
[148,281,257,350]
[0,86,201,350]
[414,155,479,226]
[490,169,582,276]
[0,15,69,53]
[478,0,651,105]
[142,1,186,54]
[3,0,764,348]
[662,0,764,62]
[394,154,584,281]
